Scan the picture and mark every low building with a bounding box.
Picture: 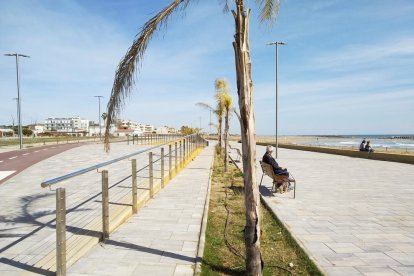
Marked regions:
[44,117,89,135]
[88,123,117,136]
[0,128,14,138]
[143,124,154,133]
[155,126,169,134]
[27,124,44,136]
[167,126,178,134]
[115,129,134,137]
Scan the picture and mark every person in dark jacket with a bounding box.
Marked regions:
[262,145,289,176]
[359,139,366,151]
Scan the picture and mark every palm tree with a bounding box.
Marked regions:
[214,90,225,153]
[215,79,232,172]
[104,1,280,274]
[195,102,219,143]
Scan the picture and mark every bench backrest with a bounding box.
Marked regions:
[260,161,274,178]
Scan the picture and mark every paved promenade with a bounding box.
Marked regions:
[67,145,213,275]
[0,139,210,275]
[229,142,414,276]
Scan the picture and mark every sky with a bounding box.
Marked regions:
[1,0,413,135]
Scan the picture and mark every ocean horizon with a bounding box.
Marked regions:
[257,134,414,150]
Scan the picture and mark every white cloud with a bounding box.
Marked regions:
[310,37,414,71]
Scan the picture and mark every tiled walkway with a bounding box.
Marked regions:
[67,145,213,275]
[230,142,414,276]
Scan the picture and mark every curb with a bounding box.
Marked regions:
[194,145,215,275]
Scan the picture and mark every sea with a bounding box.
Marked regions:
[295,134,414,151]
[259,134,414,151]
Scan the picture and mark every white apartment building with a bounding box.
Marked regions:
[44,117,89,133]
[143,124,154,133]
[116,120,155,134]
[155,126,168,134]
[88,124,117,136]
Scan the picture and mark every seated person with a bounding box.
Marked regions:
[359,139,366,151]
[262,146,289,176]
[365,140,374,153]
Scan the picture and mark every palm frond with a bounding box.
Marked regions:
[232,107,241,122]
[104,0,190,151]
[219,0,231,13]
[254,0,281,25]
[196,102,214,111]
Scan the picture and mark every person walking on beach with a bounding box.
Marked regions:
[262,146,289,176]
[365,140,374,153]
[359,139,366,151]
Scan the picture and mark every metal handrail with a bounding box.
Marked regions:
[41,134,192,188]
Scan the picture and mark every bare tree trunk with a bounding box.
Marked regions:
[224,109,230,172]
[232,2,262,275]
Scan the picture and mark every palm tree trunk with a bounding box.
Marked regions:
[224,109,230,172]
[218,118,223,153]
[232,2,262,275]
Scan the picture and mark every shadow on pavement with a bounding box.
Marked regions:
[0,257,54,275]
[105,239,195,263]
[259,185,275,197]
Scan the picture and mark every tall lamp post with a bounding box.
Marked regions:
[4,53,30,149]
[267,42,287,159]
[94,96,104,139]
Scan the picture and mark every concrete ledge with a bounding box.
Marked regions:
[256,142,414,165]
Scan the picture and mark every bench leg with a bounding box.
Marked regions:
[259,173,264,186]
[293,180,296,199]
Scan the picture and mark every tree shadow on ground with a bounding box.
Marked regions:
[104,239,195,263]
[0,257,54,275]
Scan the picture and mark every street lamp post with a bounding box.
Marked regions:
[4,53,30,149]
[94,96,104,139]
[209,110,212,136]
[267,42,287,159]
[12,98,18,127]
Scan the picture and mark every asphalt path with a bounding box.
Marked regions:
[0,143,82,185]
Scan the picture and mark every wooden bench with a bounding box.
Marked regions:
[259,161,296,198]
[228,144,241,162]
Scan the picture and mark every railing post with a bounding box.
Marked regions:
[169,144,172,180]
[102,170,109,240]
[161,148,165,188]
[56,188,66,276]
[183,138,186,164]
[175,142,178,174]
[149,152,154,198]
[179,140,182,168]
[132,159,137,214]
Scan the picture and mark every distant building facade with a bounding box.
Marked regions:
[44,117,89,134]
[0,128,14,137]
[27,124,44,136]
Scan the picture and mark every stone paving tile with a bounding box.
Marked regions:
[174,264,194,276]
[354,252,401,266]
[355,266,401,276]
[322,266,363,276]
[390,265,414,276]
[132,263,176,276]
[386,252,414,265]
[325,242,364,254]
